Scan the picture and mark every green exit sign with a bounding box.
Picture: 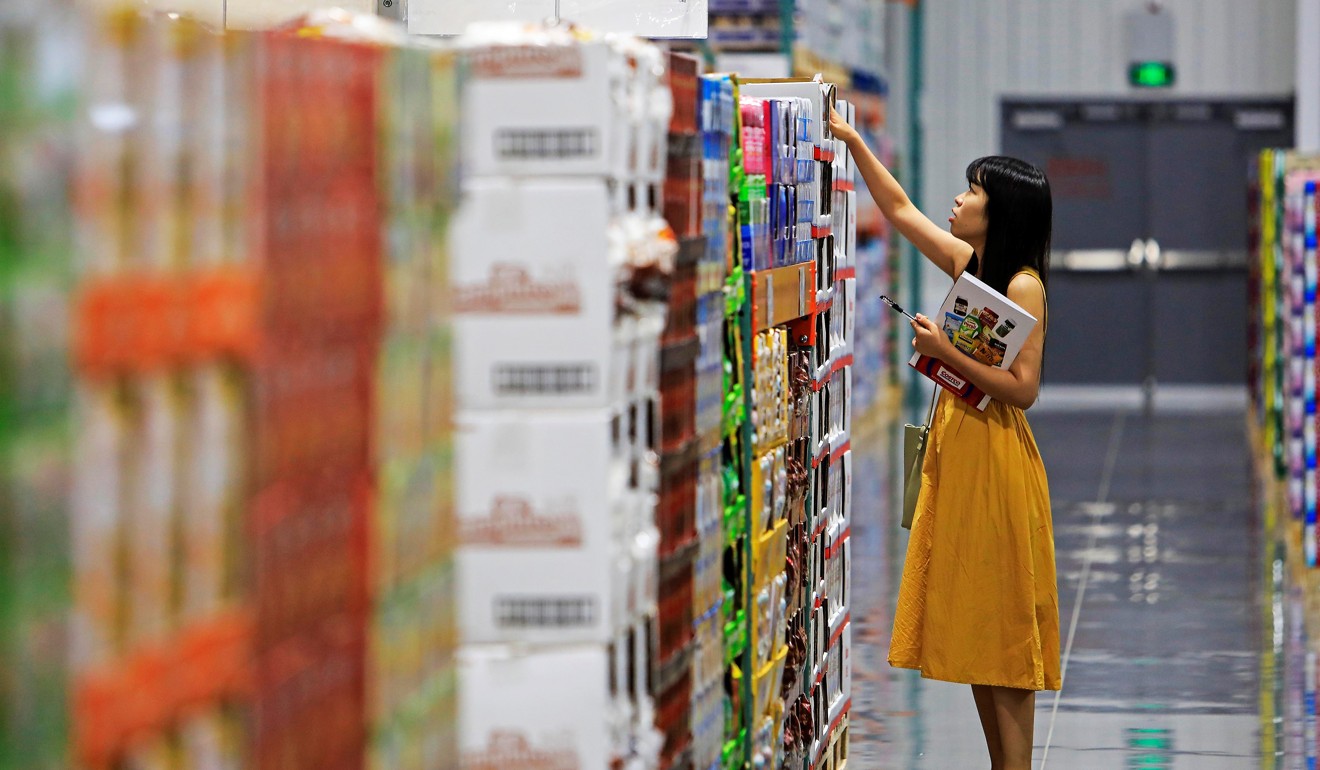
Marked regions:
[1125,727,1173,768]
[1130,61,1175,88]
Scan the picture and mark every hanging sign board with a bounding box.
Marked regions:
[407,0,708,39]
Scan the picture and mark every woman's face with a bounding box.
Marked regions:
[950,180,989,243]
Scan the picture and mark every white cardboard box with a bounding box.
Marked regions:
[458,41,625,179]
[456,410,636,645]
[451,178,619,411]
[460,645,612,770]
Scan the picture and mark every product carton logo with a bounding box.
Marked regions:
[935,366,967,391]
[469,46,584,79]
[454,264,581,315]
[462,731,580,770]
[460,495,583,547]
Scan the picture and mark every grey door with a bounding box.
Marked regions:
[1002,98,1293,387]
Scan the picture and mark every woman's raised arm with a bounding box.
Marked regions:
[830,110,973,278]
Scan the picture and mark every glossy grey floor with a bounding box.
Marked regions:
[848,405,1260,769]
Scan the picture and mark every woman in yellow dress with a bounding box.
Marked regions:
[830,111,1059,770]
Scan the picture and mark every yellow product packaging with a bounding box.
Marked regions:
[421,329,453,454]
[377,337,429,465]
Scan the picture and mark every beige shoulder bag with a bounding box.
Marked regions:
[901,386,941,529]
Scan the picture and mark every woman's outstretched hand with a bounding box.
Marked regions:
[911,314,949,360]
[829,106,858,146]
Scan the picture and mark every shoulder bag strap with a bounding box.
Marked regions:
[924,384,940,426]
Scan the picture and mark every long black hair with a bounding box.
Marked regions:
[965,156,1052,297]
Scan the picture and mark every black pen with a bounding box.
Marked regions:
[880,294,918,323]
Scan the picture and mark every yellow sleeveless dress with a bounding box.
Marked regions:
[888,269,1061,691]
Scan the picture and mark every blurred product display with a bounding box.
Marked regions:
[1250,149,1320,763]
[0,4,890,770]
[0,5,78,770]
[696,0,899,421]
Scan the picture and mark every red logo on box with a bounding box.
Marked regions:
[463,731,580,770]
[469,46,584,79]
[454,264,581,314]
[460,496,583,548]
[935,366,967,391]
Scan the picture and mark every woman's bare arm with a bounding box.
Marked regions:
[831,110,973,278]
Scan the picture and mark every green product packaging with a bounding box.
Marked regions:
[0,12,76,770]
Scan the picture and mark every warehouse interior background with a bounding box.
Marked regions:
[1,0,1319,769]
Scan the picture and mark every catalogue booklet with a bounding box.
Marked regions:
[908,272,1039,411]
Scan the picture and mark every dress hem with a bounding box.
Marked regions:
[888,658,1061,693]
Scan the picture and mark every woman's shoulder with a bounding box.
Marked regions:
[1007,271,1047,307]
[1009,269,1045,292]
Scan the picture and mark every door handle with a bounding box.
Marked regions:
[1144,238,1162,270]
[1127,239,1146,270]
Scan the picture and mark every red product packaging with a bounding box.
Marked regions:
[663,239,700,345]
[655,666,693,768]
[656,565,694,666]
[250,470,372,651]
[253,615,367,770]
[250,343,376,485]
[657,457,697,557]
[740,98,771,176]
[660,366,697,452]
[666,52,700,135]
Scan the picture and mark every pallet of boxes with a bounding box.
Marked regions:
[450,25,678,770]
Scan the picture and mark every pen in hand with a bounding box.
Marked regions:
[880,294,918,323]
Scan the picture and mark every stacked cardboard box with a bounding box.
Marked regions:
[451,26,674,770]
[0,4,78,768]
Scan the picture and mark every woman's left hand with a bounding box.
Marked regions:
[829,107,858,146]
[911,314,949,360]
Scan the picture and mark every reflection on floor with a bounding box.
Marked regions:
[848,405,1260,769]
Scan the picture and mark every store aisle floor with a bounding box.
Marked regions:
[848,401,1260,769]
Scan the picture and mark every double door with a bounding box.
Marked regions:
[1001,98,1292,388]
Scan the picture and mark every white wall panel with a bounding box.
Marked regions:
[1300,0,1320,151]
[917,0,1297,309]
